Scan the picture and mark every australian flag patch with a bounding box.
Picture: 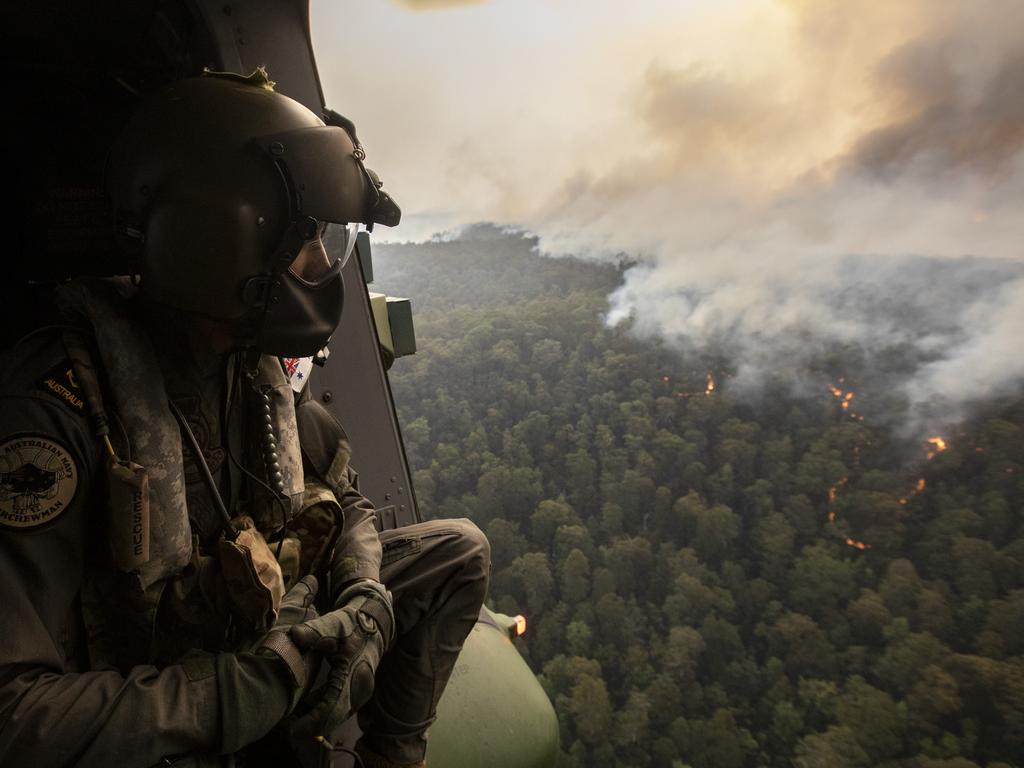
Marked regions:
[281,357,314,394]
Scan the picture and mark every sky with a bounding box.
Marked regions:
[310,0,1024,436]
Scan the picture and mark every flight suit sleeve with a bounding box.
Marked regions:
[0,394,293,766]
[334,463,383,585]
[295,399,382,586]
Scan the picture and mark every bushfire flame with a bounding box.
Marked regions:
[899,477,927,506]
[827,477,869,551]
[668,371,718,398]
[926,437,948,460]
[829,381,860,417]
[828,478,847,504]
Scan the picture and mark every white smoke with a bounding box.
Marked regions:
[524,1,1024,434]
[317,0,1024,434]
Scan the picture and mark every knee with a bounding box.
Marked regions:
[453,518,491,579]
[440,519,489,604]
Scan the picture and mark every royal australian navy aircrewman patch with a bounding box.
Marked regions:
[0,436,78,529]
[36,361,85,414]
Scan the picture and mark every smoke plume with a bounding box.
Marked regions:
[318,0,1024,435]
[387,0,485,10]
[525,0,1024,434]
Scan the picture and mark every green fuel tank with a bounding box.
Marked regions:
[425,607,559,768]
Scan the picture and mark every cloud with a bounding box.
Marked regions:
[519,0,1024,435]
[387,0,486,10]
[316,0,1024,435]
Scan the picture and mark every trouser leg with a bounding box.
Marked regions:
[357,518,490,764]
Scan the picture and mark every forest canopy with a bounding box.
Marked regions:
[376,228,1024,768]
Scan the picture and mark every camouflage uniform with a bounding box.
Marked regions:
[0,300,489,766]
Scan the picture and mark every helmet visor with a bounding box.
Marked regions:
[288,222,359,284]
[255,126,376,225]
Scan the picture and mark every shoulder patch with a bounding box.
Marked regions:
[282,356,314,393]
[0,436,79,529]
[36,361,85,414]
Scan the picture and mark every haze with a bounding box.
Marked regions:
[311,0,1024,435]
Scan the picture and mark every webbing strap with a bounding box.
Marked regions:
[359,595,394,644]
[258,631,307,689]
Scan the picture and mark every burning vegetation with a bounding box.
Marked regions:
[825,476,871,550]
[829,379,864,421]
[926,436,948,459]
[663,371,718,398]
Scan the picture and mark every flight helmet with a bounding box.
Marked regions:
[106,70,400,356]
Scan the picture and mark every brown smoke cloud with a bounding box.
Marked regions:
[316,0,1024,434]
[542,1,1024,243]
[387,0,486,10]
[523,0,1024,433]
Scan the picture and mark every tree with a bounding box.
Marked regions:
[752,512,796,581]
[505,552,555,612]
[875,623,951,697]
[847,589,892,647]
[614,689,651,748]
[553,524,595,563]
[660,626,705,689]
[797,678,839,732]
[783,494,818,541]
[952,537,997,600]
[566,621,592,657]
[382,230,1024,768]
[768,613,836,679]
[907,665,961,736]
[769,700,805,760]
[794,726,870,768]
[565,448,599,514]
[699,615,743,677]
[560,548,591,603]
[485,517,526,570]
[788,543,856,623]
[605,536,653,596]
[693,504,740,564]
[880,559,923,619]
[836,676,906,762]
[569,673,613,747]
[688,709,756,768]
[664,572,734,627]
[532,498,581,553]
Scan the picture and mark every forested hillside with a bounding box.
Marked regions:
[375,228,1024,768]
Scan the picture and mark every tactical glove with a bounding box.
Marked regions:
[217,577,321,754]
[287,578,395,744]
[255,574,321,706]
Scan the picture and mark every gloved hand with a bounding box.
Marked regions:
[217,576,322,753]
[255,575,321,710]
[287,578,395,744]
